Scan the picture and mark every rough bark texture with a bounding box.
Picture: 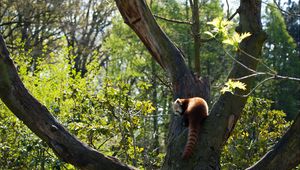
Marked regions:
[164,0,267,168]
[0,35,134,170]
[247,114,300,170]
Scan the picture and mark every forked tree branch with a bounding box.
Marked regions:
[114,0,268,169]
[0,34,134,170]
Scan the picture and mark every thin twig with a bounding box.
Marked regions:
[272,0,300,17]
[154,14,192,25]
[98,136,114,150]
[238,48,260,61]
[226,48,300,82]
[233,73,300,98]
[154,73,172,91]
[228,8,239,21]
[261,1,300,17]
[224,48,257,73]
[238,47,277,74]
[226,0,230,19]
[235,76,275,98]
[272,74,300,81]
[215,39,300,84]
[140,66,172,91]
[232,72,267,80]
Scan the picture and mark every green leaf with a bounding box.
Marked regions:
[204,31,215,38]
[221,79,247,94]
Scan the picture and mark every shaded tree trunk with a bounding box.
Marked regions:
[185,0,192,68]
[190,0,201,74]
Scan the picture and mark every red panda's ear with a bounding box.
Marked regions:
[175,98,182,105]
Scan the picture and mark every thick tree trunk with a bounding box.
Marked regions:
[114,0,285,169]
[164,0,267,168]
[0,35,134,170]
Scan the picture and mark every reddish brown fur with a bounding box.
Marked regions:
[173,97,209,159]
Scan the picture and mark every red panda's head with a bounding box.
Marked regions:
[173,98,183,115]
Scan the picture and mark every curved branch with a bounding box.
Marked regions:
[236,76,274,97]
[247,114,300,170]
[0,35,134,170]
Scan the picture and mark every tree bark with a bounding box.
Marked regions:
[114,0,280,169]
[164,0,267,168]
[190,0,201,74]
[0,34,134,170]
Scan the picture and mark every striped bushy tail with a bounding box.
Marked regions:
[182,125,200,159]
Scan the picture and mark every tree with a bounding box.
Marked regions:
[115,1,263,169]
[0,35,133,169]
[0,0,114,76]
[60,0,115,77]
[0,0,300,169]
[0,0,65,69]
[259,4,300,120]
[283,0,300,51]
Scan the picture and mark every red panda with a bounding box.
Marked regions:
[172,97,209,159]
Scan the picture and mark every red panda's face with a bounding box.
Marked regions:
[173,98,183,115]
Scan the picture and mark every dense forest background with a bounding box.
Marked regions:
[0,0,299,169]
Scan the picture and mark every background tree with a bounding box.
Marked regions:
[60,0,115,76]
[0,0,64,69]
[283,0,300,51]
[259,4,300,120]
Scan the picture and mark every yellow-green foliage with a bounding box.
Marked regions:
[221,79,246,94]
[221,97,291,169]
[0,42,155,169]
[206,17,251,50]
